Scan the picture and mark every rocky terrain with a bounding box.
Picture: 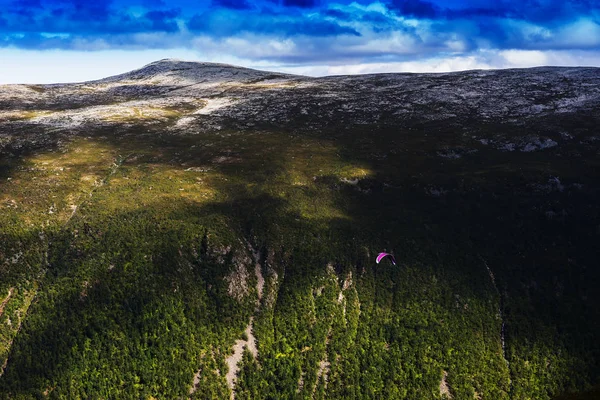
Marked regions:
[0,60,598,399]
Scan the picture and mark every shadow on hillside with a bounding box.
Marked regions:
[0,107,599,397]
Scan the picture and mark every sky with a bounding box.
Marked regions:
[1,0,600,83]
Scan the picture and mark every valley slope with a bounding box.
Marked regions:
[0,59,598,399]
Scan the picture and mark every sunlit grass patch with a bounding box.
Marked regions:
[100,106,183,123]
[1,138,119,225]
[24,85,46,94]
[0,110,54,122]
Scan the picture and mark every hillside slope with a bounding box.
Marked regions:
[0,60,598,399]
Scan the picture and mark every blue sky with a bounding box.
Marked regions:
[1,0,600,83]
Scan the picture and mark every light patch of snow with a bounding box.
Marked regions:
[184,166,212,172]
[522,143,538,152]
[175,116,196,127]
[10,251,23,264]
[560,131,573,140]
[499,143,516,152]
[531,176,567,193]
[213,155,241,164]
[427,186,448,197]
[556,94,594,111]
[522,138,558,152]
[528,104,548,113]
[548,176,565,192]
[341,177,359,185]
[539,138,558,149]
[26,98,185,128]
[195,98,238,115]
[437,149,462,159]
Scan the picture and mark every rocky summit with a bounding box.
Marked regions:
[0,60,599,399]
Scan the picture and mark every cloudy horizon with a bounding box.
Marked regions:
[1,0,600,83]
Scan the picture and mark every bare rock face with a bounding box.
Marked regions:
[2,61,599,152]
[225,259,251,302]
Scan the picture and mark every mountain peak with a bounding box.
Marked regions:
[97,59,299,85]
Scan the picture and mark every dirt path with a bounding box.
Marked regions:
[65,153,131,225]
[0,288,14,318]
[312,328,331,398]
[481,256,511,395]
[311,268,353,398]
[482,259,508,364]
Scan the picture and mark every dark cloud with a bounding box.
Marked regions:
[394,0,598,24]
[263,0,320,7]
[0,0,181,34]
[445,7,512,19]
[187,11,360,37]
[282,0,319,8]
[387,0,440,18]
[0,0,599,66]
[361,11,394,25]
[144,9,181,32]
[323,9,351,20]
[67,0,113,21]
[142,0,166,6]
[11,0,43,8]
[212,0,254,10]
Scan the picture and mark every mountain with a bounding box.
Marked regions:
[0,59,598,399]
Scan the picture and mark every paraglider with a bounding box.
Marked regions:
[376,252,396,265]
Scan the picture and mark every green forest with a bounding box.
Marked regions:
[1,74,599,399]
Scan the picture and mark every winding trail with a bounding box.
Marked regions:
[312,328,331,398]
[481,257,511,391]
[0,288,14,318]
[0,286,36,378]
[310,267,353,398]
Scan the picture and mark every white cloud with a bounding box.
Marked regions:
[0,48,202,84]
[191,35,299,60]
[555,19,600,48]
[1,47,599,84]
[499,50,549,67]
[260,49,600,76]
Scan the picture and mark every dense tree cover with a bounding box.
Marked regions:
[0,111,598,400]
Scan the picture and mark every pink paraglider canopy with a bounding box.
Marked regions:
[376,252,396,265]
